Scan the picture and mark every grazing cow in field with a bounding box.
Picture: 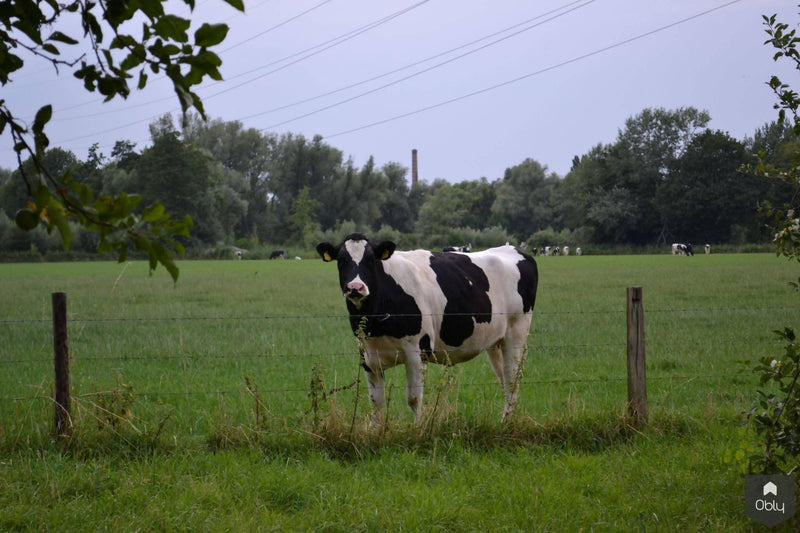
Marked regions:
[705,244,711,255]
[269,250,285,260]
[671,243,693,256]
[543,246,551,256]
[317,233,538,424]
[576,247,582,256]
[443,242,472,253]
[562,246,570,256]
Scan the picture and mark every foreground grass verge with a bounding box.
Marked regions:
[0,411,761,532]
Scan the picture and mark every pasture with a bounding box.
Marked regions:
[0,252,798,530]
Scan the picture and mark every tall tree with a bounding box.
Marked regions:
[324,156,388,230]
[617,107,711,244]
[567,108,711,245]
[131,119,216,243]
[267,134,343,240]
[491,158,556,238]
[657,130,752,243]
[377,162,413,233]
[415,181,471,240]
[181,115,274,239]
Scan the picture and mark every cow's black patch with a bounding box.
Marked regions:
[516,253,539,313]
[429,252,492,347]
[347,278,422,339]
[419,334,433,363]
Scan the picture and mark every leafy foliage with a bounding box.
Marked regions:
[747,328,800,473]
[744,5,800,475]
[0,0,244,280]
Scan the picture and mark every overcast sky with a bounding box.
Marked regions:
[1,0,797,182]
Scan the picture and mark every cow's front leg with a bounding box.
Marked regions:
[404,355,426,422]
[363,362,386,428]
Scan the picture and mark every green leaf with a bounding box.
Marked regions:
[34,184,51,212]
[46,200,72,250]
[153,15,190,42]
[33,105,53,133]
[151,241,180,282]
[83,12,104,43]
[138,0,166,19]
[194,23,229,47]
[222,0,245,11]
[48,31,79,45]
[111,34,139,50]
[120,51,145,71]
[142,202,166,222]
[41,43,60,56]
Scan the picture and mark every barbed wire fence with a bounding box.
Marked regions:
[0,291,794,435]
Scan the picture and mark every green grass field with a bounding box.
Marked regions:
[1,253,798,530]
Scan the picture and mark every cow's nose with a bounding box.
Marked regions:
[346,281,367,299]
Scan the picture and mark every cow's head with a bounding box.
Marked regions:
[316,233,396,308]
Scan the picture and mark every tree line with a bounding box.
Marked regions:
[0,106,796,257]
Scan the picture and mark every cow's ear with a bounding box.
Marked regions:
[375,241,396,260]
[316,242,337,262]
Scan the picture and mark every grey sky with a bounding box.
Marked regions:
[1,0,797,181]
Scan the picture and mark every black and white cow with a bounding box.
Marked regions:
[443,242,472,253]
[317,233,538,424]
[671,243,694,256]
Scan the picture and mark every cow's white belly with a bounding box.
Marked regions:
[362,311,532,369]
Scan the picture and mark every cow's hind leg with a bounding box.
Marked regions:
[501,337,528,422]
[487,342,504,384]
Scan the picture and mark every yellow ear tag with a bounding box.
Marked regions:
[323,252,332,262]
[381,250,390,260]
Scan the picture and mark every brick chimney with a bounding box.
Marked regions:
[411,148,419,188]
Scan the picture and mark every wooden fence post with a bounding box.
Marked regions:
[626,286,647,424]
[52,292,71,436]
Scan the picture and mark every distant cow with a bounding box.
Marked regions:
[317,233,538,424]
[576,247,582,256]
[269,250,285,260]
[671,243,693,256]
[562,246,570,256]
[705,244,711,255]
[443,242,472,253]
